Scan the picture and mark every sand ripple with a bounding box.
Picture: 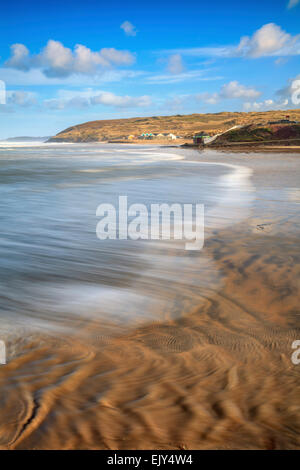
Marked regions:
[0,221,299,450]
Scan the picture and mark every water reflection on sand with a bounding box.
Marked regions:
[0,144,299,449]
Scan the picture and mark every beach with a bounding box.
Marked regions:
[0,144,299,449]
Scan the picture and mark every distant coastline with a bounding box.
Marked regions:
[1,136,50,143]
[47,109,300,150]
[46,109,300,153]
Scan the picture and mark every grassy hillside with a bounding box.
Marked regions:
[48,110,300,143]
[211,123,300,145]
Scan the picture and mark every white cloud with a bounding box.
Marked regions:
[166,54,185,74]
[159,81,261,111]
[98,48,135,66]
[40,40,73,76]
[7,90,37,107]
[287,0,299,9]
[197,81,261,104]
[219,81,261,99]
[120,21,137,37]
[5,44,30,71]
[44,90,151,109]
[196,92,219,105]
[243,99,289,111]
[4,40,135,78]
[43,98,67,110]
[235,23,299,58]
[276,73,300,102]
[164,23,300,58]
[163,95,188,111]
[91,92,150,108]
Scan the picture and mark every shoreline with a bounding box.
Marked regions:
[201,145,300,153]
[45,139,300,153]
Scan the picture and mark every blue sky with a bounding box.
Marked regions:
[0,0,299,138]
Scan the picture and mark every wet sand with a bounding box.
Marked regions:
[0,150,299,450]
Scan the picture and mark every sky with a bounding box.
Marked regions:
[0,0,299,138]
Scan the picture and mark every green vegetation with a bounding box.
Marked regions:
[213,123,300,145]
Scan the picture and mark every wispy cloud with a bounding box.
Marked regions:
[7,90,37,107]
[161,81,261,111]
[166,54,185,74]
[0,67,145,86]
[162,23,300,58]
[163,95,189,111]
[44,89,151,109]
[274,57,288,66]
[195,92,219,105]
[4,40,135,78]
[161,46,234,58]
[0,90,38,112]
[147,70,223,84]
[120,21,137,36]
[287,0,299,9]
[91,92,150,108]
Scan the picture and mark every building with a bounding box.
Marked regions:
[193,132,210,145]
[140,133,154,139]
[168,133,177,140]
[268,119,298,124]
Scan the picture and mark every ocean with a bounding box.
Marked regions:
[0,142,253,334]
